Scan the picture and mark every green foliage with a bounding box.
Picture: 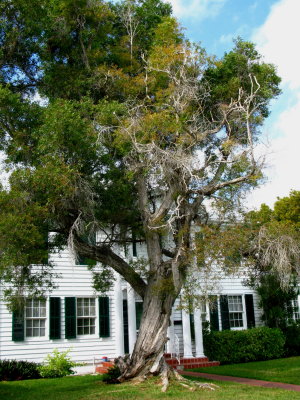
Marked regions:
[90,265,115,293]
[204,38,281,121]
[102,365,121,384]
[203,326,285,364]
[282,323,300,357]
[0,360,41,381]
[38,349,79,379]
[254,274,299,329]
[274,190,300,227]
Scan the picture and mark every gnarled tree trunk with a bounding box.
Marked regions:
[117,275,178,383]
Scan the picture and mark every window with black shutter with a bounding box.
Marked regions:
[209,296,219,331]
[245,294,256,328]
[220,295,230,330]
[12,309,24,341]
[50,297,61,339]
[65,297,76,339]
[99,297,110,337]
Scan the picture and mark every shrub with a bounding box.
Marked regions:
[102,365,121,384]
[282,323,300,357]
[38,349,79,378]
[0,359,41,381]
[203,326,285,364]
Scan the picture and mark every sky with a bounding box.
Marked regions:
[165,0,300,209]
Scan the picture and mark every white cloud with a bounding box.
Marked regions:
[166,0,226,19]
[247,93,300,209]
[252,0,300,90]
[219,33,233,44]
[246,0,300,209]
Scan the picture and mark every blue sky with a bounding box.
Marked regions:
[166,0,300,209]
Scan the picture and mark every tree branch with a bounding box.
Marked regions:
[201,170,256,196]
[76,239,147,298]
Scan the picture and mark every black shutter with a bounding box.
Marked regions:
[12,309,24,341]
[132,231,137,257]
[65,297,76,339]
[209,296,219,331]
[99,297,110,337]
[50,297,61,339]
[245,294,255,328]
[220,295,230,330]
[123,299,129,354]
[135,302,143,330]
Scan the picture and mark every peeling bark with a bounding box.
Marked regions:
[113,272,178,386]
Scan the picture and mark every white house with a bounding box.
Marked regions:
[0,239,298,365]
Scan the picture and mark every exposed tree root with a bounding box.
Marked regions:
[115,354,218,392]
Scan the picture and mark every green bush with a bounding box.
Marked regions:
[282,323,300,357]
[38,349,79,378]
[203,326,285,364]
[0,359,41,381]
[102,365,121,384]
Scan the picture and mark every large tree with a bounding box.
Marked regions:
[0,0,280,388]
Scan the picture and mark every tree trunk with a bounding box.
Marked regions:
[117,277,177,382]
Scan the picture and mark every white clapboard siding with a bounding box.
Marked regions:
[0,247,118,363]
[0,241,266,363]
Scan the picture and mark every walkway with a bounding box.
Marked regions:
[180,371,300,392]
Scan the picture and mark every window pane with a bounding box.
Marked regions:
[26,307,32,318]
[78,327,83,335]
[228,296,243,328]
[25,299,46,338]
[33,328,40,337]
[77,301,96,335]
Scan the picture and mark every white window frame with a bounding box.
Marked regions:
[25,298,47,339]
[227,295,246,330]
[76,297,97,337]
[291,298,300,322]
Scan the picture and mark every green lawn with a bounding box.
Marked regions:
[1,374,300,400]
[190,356,300,385]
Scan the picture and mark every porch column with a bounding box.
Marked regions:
[166,312,175,355]
[194,308,205,357]
[182,309,193,358]
[127,283,137,353]
[114,273,124,356]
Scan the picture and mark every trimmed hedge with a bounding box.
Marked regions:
[282,323,300,357]
[0,360,41,381]
[203,326,285,364]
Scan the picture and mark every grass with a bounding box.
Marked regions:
[1,374,300,400]
[190,356,300,385]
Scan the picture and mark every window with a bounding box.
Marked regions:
[200,301,207,323]
[291,299,300,322]
[228,295,244,328]
[25,299,46,337]
[77,298,96,335]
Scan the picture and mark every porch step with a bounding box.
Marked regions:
[95,361,114,374]
[95,357,220,374]
[164,354,220,370]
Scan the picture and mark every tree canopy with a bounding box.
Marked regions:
[198,191,300,288]
[0,0,281,387]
